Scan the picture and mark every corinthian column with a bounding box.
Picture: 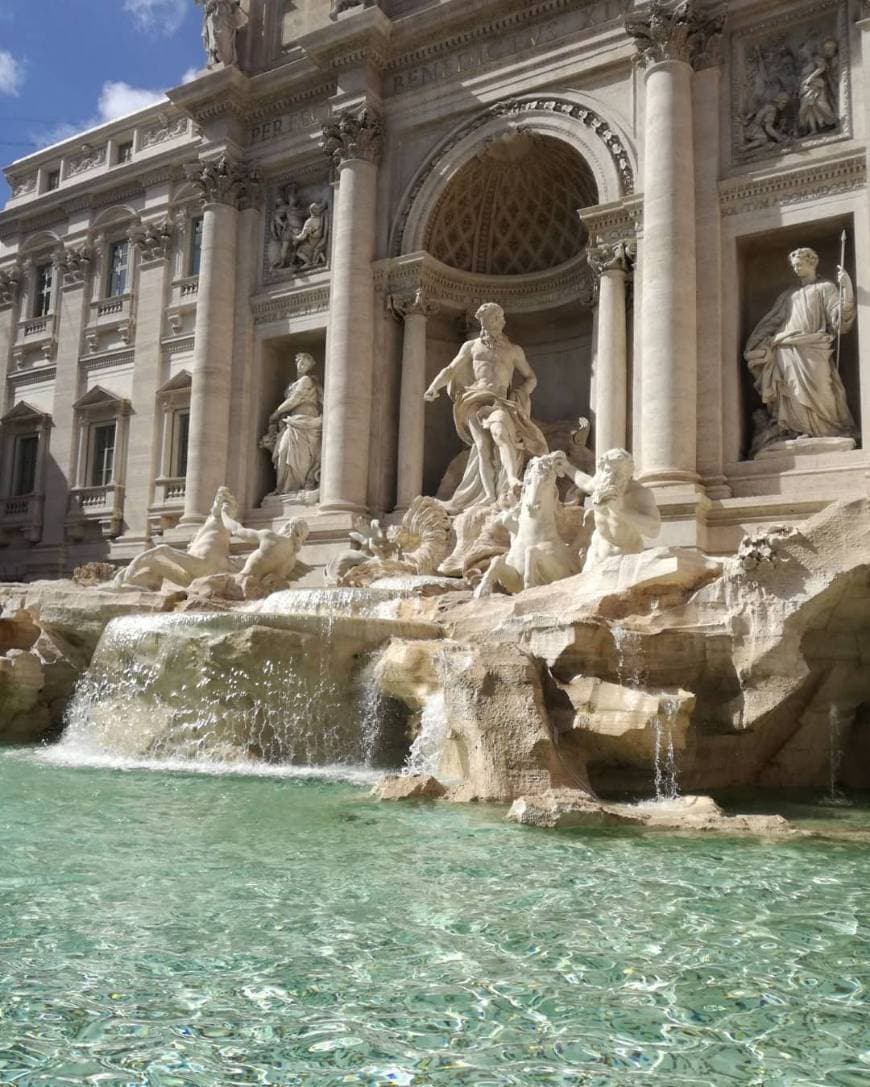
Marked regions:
[626,0,723,485]
[319,106,383,513]
[588,239,635,457]
[181,155,259,524]
[391,288,438,512]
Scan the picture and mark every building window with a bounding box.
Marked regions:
[11,433,39,496]
[174,410,190,477]
[188,216,203,277]
[46,169,60,192]
[106,241,129,298]
[116,142,133,165]
[91,422,116,487]
[33,262,53,318]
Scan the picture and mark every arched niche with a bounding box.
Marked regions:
[391,92,636,259]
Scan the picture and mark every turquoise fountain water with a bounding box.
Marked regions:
[2,751,870,1086]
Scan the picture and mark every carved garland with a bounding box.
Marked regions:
[389,96,635,258]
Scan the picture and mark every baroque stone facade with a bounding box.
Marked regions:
[1,0,869,580]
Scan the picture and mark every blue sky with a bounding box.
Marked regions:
[0,0,205,202]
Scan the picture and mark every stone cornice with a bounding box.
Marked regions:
[578,194,643,241]
[718,153,866,216]
[297,6,392,72]
[7,364,56,386]
[388,0,628,72]
[374,249,597,313]
[252,284,331,325]
[244,80,337,126]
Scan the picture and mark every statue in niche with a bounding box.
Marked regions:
[424,302,548,513]
[197,0,247,69]
[744,247,856,456]
[260,353,323,496]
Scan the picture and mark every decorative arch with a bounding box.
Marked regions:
[20,229,62,256]
[91,204,138,231]
[390,93,636,258]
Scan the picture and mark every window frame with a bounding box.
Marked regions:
[105,238,130,299]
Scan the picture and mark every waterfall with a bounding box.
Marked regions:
[653,697,680,802]
[611,623,681,801]
[405,692,449,777]
[54,594,440,775]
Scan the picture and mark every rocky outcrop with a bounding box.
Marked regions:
[373,774,447,800]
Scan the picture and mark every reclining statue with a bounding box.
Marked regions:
[219,510,310,599]
[113,487,239,592]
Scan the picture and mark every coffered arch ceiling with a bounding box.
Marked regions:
[424,132,597,277]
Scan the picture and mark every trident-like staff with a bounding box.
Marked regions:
[836,228,847,372]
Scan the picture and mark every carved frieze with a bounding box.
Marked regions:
[321,107,384,168]
[731,0,850,164]
[67,144,107,178]
[184,154,261,209]
[140,115,189,149]
[252,285,331,326]
[0,266,22,307]
[11,175,36,199]
[265,180,330,281]
[625,0,725,69]
[719,152,865,215]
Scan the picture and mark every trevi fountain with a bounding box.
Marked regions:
[2,1,870,1085]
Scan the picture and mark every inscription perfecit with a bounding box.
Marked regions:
[250,104,330,145]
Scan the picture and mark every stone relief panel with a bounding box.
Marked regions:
[67,144,107,178]
[732,1,850,164]
[264,179,330,283]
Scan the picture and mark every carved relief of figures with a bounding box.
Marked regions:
[736,15,844,160]
[260,353,323,496]
[744,246,856,456]
[196,0,247,68]
[268,184,329,274]
[0,266,22,306]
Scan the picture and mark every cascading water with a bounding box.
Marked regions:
[405,691,449,777]
[611,623,680,801]
[55,590,440,775]
[653,697,680,802]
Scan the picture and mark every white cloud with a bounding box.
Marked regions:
[30,81,167,151]
[123,0,187,34]
[181,66,201,85]
[97,80,166,122]
[0,49,24,96]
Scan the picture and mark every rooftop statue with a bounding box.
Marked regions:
[196,0,247,69]
[744,246,856,455]
[424,302,548,513]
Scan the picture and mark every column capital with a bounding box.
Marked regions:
[321,106,385,168]
[184,154,261,210]
[389,287,438,321]
[130,218,175,263]
[625,0,725,71]
[57,241,95,288]
[587,238,637,281]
